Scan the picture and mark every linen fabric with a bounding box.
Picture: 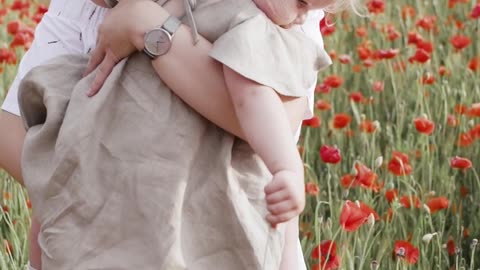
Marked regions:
[21,53,284,270]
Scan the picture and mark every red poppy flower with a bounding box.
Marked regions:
[393,240,419,264]
[468,56,479,71]
[340,174,355,188]
[409,48,430,63]
[359,120,377,133]
[323,75,344,88]
[338,54,351,64]
[354,162,378,188]
[303,116,321,128]
[457,132,474,147]
[311,240,340,270]
[438,66,450,76]
[315,84,331,94]
[426,196,449,213]
[385,189,398,203]
[467,103,480,117]
[315,100,332,111]
[11,0,30,11]
[401,5,416,19]
[36,4,48,15]
[450,156,472,169]
[320,145,342,164]
[407,31,423,45]
[420,73,435,84]
[311,240,336,259]
[357,46,372,60]
[447,238,456,255]
[340,200,379,232]
[10,32,31,48]
[349,91,365,103]
[455,104,468,114]
[363,59,375,68]
[416,16,437,31]
[446,115,459,127]
[375,48,400,59]
[372,81,384,92]
[469,124,480,139]
[333,113,351,129]
[383,24,400,41]
[0,48,17,64]
[305,182,320,196]
[413,116,435,135]
[471,3,480,19]
[340,164,381,192]
[367,0,385,14]
[320,17,336,36]
[399,195,421,209]
[388,151,413,176]
[7,20,21,35]
[450,34,471,50]
[356,26,367,37]
[416,40,433,53]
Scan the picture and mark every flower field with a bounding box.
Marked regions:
[1,0,480,269]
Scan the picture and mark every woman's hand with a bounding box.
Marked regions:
[83,0,168,96]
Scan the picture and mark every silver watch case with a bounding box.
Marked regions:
[143,16,181,59]
[144,28,173,58]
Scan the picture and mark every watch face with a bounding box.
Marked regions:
[145,29,172,56]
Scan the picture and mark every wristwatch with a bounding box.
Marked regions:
[143,16,182,59]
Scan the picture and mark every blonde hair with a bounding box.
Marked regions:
[324,0,367,16]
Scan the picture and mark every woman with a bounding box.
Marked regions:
[1,0,329,269]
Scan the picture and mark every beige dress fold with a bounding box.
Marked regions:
[18,0,331,269]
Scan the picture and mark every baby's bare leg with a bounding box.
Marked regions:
[279,217,301,270]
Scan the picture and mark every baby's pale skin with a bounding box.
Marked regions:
[254,0,335,27]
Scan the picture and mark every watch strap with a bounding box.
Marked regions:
[162,16,182,36]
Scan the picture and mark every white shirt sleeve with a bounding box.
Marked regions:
[1,0,106,116]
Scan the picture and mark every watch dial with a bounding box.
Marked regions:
[145,29,171,56]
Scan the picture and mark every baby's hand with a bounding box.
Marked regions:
[264,170,305,227]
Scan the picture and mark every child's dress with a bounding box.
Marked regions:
[18,1,331,269]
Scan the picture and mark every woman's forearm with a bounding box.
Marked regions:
[0,111,25,185]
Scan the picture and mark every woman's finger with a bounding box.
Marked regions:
[83,45,106,77]
[87,51,118,97]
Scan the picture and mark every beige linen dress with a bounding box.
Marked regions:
[18,1,330,269]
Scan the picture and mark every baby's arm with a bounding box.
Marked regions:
[223,66,305,226]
